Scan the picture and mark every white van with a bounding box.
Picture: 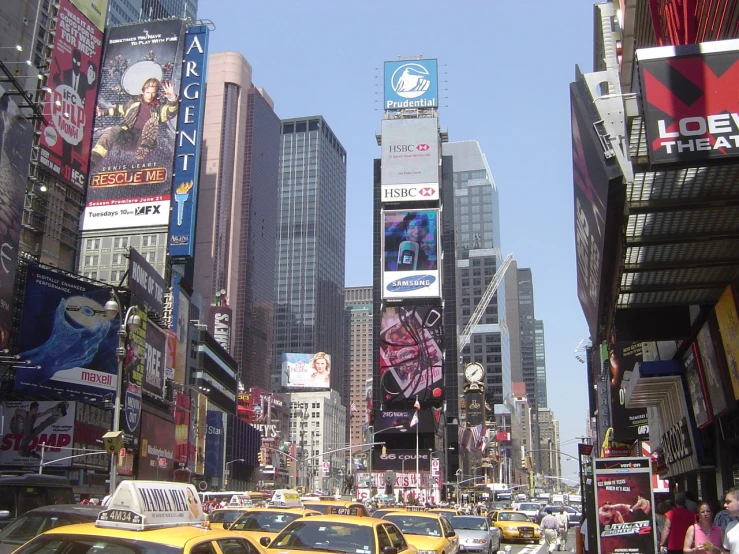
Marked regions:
[268,489,302,508]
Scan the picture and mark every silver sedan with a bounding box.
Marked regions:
[450,515,501,554]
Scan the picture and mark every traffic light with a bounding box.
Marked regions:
[102,431,123,455]
[286,457,292,467]
[258,451,264,465]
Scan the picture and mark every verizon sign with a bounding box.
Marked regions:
[382,183,438,203]
[638,39,739,166]
[381,118,439,186]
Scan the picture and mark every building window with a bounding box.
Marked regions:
[86,238,100,250]
[113,237,129,248]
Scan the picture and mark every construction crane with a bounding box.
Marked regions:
[457,253,514,353]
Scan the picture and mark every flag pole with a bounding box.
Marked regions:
[415,396,420,501]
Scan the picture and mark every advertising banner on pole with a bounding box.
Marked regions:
[380,118,439,186]
[0,401,76,468]
[168,25,209,258]
[594,457,656,554]
[382,209,440,299]
[0,86,34,350]
[637,40,739,167]
[383,59,438,110]
[39,0,103,190]
[82,19,186,231]
[14,267,120,402]
[379,304,444,406]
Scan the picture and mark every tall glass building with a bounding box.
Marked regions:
[534,319,548,409]
[108,0,198,26]
[272,117,347,397]
[442,141,509,407]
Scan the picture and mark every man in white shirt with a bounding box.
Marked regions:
[555,506,569,551]
[723,488,739,554]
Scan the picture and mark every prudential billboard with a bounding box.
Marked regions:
[384,59,438,110]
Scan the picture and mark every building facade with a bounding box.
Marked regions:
[344,286,372,455]
[272,116,347,397]
[534,319,548,409]
[108,0,198,26]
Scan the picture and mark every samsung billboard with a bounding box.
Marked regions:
[384,59,438,110]
[381,117,439,187]
[382,209,440,299]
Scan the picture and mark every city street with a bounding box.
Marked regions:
[499,530,573,554]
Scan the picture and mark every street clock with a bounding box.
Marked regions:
[464,362,484,383]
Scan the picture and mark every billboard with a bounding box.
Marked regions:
[245,388,284,445]
[82,19,186,231]
[605,343,649,443]
[69,0,108,31]
[169,25,209,258]
[281,352,331,389]
[381,183,439,203]
[128,247,165,314]
[384,59,438,110]
[694,316,732,417]
[204,409,225,479]
[637,40,739,167]
[570,78,623,338]
[683,345,711,428]
[0,86,34,350]
[380,118,439,187]
[383,209,440,298]
[173,392,190,464]
[38,0,103,190]
[713,286,739,400]
[138,411,175,480]
[14,267,119,402]
[594,457,656,554]
[372,449,431,472]
[72,402,110,470]
[0,401,75,468]
[208,305,232,353]
[172,279,190,384]
[379,304,444,405]
[143,319,166,398]
[122,306,145,445]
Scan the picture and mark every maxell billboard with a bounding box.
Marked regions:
[382,209,440,298]
[381,118,439,187]
[0,86,33,350]
[384,59,438,110]
[379,304,444,406]
[169,25,209,258]
[0,401,76,468]
[82,19,186,231]
[38,0,103,191]
[637,39,739,167]
[14,267,119,402]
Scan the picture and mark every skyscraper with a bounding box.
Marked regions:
[108,0,198,26]
[272,117,347,397]
[442,141,509,407]
[192,52,281,390]
[345,286,372,452]
[517,268,536,402]
[534,319,548,408]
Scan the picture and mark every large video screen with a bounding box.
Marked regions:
[379,304,443,405]
[382,209,440,299]
[281,352,332,389]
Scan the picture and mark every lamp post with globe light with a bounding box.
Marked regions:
[103,292,141,495]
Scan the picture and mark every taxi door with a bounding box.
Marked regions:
[439,517,459,554]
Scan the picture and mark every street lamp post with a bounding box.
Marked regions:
[455,469,462,503]
[224,458,245,489]
[367,424,405,497]
[104,293,141,496]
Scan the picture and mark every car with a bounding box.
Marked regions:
[224,507,321,541]
[372,507,408,519]
[516,502,542,520]
[208,507,255,529]
[381,511,460,554]
[429,509,460,520]
[0,474,75,530]
[10,481,266,554]
[488,510,541,544]
[450,515,501,554]
[301,498,370,516]
[0,504,102,554]
[264,512,418,554]
[536,505,579,526]
[488,501,510,511]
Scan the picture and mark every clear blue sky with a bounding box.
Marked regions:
[202,0,596,479]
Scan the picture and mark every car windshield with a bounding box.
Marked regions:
[14,535,180,554]
[382,515,442,537]
[519,504,539,511]
[450,517,487,531]
[498,513,530,522]
[270,520,375,553]
[209,511,244,523]
[302,503,330,514]
[230,512,301,532]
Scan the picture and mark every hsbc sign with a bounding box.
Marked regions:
[382,183,439,203]
[381,118,439,187]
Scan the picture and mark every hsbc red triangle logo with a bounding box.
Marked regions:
[419,187,435,196]
[416,144,430,151]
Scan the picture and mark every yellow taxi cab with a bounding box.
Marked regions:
[488,509,541,544]
[262,507,417,554]
[224,507,321,542]
[9,481,266,554]
[208,507,256,529]
[301,497,370,516]
[428,508,460,520]
[380,511,460,554]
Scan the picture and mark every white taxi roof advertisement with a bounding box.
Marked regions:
[98,480,205,530]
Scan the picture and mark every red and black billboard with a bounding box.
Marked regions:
[638,40,739,167]
[138,411,175,480]
[39,0,103,190]
[570,73,624,339]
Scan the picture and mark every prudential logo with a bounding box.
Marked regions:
[384,59,438,110]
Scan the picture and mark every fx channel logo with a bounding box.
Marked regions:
[384,59,438,110]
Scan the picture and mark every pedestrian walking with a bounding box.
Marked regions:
[541,508,561,554]
[555,506,569,551]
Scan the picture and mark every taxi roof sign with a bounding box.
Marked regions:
[97,480,205,530]
[327,506,364,516]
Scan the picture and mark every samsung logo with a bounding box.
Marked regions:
[387,275,436,292]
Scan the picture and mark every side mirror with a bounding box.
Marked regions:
[446,531,456,538]
[383,548,398,554]
[0,511,9,520]
[259,537,271,547]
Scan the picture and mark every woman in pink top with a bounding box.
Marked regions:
[684,502,723,554]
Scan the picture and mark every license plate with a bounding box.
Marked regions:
[521,532,532,538]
